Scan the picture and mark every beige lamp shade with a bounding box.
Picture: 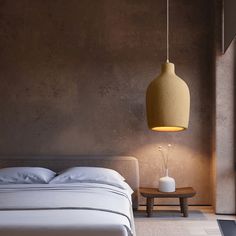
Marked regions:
[146,62,190,132]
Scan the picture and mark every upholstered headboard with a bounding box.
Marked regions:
[0,155,140,209]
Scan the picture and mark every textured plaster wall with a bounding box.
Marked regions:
[212,0,236,214]
[214,41,236,213]
[0,0,212,205]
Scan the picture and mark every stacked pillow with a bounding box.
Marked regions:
[50,167,127,189]
[0,166,131,191]
[0,167,56,184]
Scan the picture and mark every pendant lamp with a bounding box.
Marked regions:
[146,0,190,132]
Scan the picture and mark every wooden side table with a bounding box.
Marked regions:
[139,187,196,217]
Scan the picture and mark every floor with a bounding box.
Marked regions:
[134,206,236,236]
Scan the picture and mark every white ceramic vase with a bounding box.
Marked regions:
[159,169,176,192]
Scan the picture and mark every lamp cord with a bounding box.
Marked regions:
[166,0,169,63]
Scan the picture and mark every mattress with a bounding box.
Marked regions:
[0,183,135,236]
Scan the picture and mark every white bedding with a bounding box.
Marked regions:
[0,183,135,236]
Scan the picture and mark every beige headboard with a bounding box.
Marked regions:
[0,155,140,209]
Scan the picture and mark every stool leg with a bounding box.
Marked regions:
[179,197,184,213]
[146,197,154,217]
[181,198,188,217]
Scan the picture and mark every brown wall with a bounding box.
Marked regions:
[0,0,212,205]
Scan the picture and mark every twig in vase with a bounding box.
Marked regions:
[158,146,167,170]
[158,144,173,172]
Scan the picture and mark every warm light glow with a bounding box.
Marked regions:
[151,126,185,132]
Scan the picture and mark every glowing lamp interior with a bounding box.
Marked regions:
[151,126,185,132]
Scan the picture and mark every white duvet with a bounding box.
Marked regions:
[0,183,135,236]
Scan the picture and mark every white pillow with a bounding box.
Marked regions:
[0,167,56,184]
[50,167,125,187]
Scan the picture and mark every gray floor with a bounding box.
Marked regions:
[217,220,236,236]
[134,206,236,236]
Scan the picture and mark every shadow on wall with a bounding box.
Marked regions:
[0,96,75,155]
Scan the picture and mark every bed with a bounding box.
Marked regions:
[0,155,139,236]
